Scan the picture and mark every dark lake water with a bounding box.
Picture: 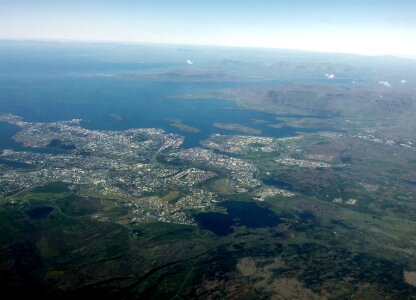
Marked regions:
[25,206,54,219]
[195,200,282,235]
[0,159,35,169]
[403,179,416,186]
[262,178,294,190]
[194,212,235,236]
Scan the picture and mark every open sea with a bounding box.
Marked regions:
[0,41,331,150]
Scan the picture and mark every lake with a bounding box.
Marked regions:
[195,201,282,236]
[25,206,54,219]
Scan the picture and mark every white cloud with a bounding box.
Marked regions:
[325,73,335,79]
[186,59,193,65]
[379,81,391,88]
[401,79,407,84]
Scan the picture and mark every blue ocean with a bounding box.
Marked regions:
[0,41,329,150]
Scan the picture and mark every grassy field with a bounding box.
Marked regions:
[1,177,416,298]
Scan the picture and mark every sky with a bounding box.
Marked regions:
[0,0,415,56]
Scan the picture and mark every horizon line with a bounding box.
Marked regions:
[1,37,415,60]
